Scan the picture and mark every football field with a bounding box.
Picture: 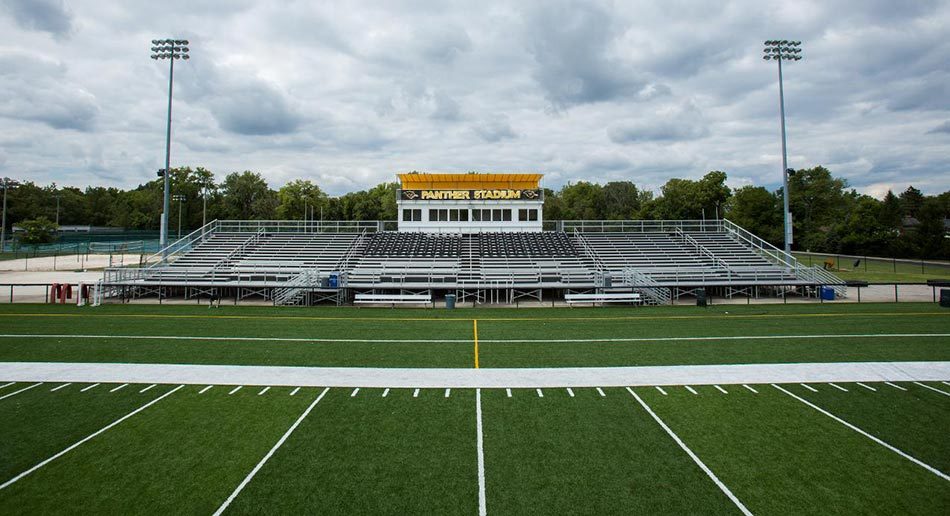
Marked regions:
[0,302,948,514]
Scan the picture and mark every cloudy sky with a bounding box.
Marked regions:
[1,0,948,197]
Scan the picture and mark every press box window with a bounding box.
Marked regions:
[403,209,421,221]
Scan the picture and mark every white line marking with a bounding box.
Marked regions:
[800,383,818,393]
[413,388,420,398]
[536,388,543,398]
[381,388,389,397]
[9,332,947,344]
[856,382,877,392]
[685,386,698,395]
[0,382,13,390]
[213,388,330,516]
[942,381,950,387]
[884,382,907,391]
[80,383,100,392]
[50,383,72,392]
[627,387,752,515]
[506,388,511,398]
[0,382,41,400]
[742,384,758,394]
[290,387,300,396]
[139,384,156,393]
[350,388,360,397]
[773,384,950,481]
[714,385,728,394]
[445,388,451,398]
[829,383,849,392]
[200,385,214,394]
[228,386,242,395]
[914,382,950,397]
[656,386,667,395]
[566,388,575,397]
[109,383,128,393]
[596,387,606,397]
[476,388,487,516]
[0,385,183,491]
[258,387,270,396]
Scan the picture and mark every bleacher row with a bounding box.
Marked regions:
[139,230,796,287]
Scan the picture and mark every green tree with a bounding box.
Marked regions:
[898,186,924,218]
[18,217,58,244]
[726,186,782,244]
[559,182,604,219]
[220,172,277,220]
[276,180,328,220]
[787,166,850,251]
[602,181,641,219]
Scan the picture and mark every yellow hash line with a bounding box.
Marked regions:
[473,319,480,369]
[0,311,945,324]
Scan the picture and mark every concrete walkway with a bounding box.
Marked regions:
[1,361,948,388]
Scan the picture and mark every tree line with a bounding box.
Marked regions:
[4,166,948,259]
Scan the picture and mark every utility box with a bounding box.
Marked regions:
[696,289,707,307]
[328,274,339,288]
[940,289,950,308]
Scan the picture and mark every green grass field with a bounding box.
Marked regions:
[794,252,950,283]
[0,302,948,514]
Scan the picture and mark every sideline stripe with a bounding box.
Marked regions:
[884,382,907,391]
[2,310,943,324]
[0,385,183,491]
[0,382,13,390]
[5,332,947,345]
[258,387,270,396]
[50,383,72,392]
[139,384,156,393]
[656,386,668,395]
[856,382,877,392]
[566,387,575,397]
[445,388,451,398]
[774,384,950,481]
[413,388,420,398]
[381,388,389,397]
[350,388,360,397]
[714,385,728,394]
[200,385,214,394]
[505,388,511,398]
[228,386,242,395]
[627,388,752,515]
[913,382,950,397]
[536,388,543,398]
[942,382,950,387]
[290,387,300,396]
[596,387,606,397]
[800,383,818,393]
[685,386,698,395]
[742,384,758,393]
[476,388,487,516]
[109,383,128,393]
[829,383,849,392]
[473,320,480,369]
[0,382,41,400]
[212,388,330,516]
[80,383,100,392]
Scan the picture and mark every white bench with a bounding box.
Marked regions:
[354,293,433,307]
[565,292,642,306]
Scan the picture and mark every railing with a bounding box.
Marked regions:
[572,229,605,274]
[563,219,721,233]
[334,230,368,278]
[620,268,671,304]
[674,227,734,277]
[273,269,321,306]
[141,219,219,268]
[211,227,265,272]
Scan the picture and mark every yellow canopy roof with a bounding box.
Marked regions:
[398,173,542,190]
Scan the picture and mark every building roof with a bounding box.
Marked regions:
[398,173,542,190]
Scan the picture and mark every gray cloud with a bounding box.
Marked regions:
[473,116,517,142]
[3,0,73,38]
[0,52,98,130]
[608,102,708,143]
[927,121,950,134]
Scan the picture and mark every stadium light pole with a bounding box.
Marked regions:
[151,38,190,255]
[763,39,801,256]
[173,194,187,238]
[1,177,19,252]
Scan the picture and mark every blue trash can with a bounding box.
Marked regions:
[820,287,835,300]
[445,294,456,309]
[328,274,339,288]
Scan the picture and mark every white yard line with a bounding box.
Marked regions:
[290,387,300,396]
[800,383,818,393]
[199,385,214,394]
[714,385,728,394]
[258,387,270,396]
[685,386,698,395]
[773,384,950,482]
[228,386,242,395]
[913,382,950,397]
[476,388,487,516]
[139,384,156,393]
[856,382,877,392]
[0,382,13,390]
[656,386,668,395]
[109,383,128,393]
[0,385,183,491]
[942,381,950,387]
[566,388,575,397]
[596,387,606,397]
[413,388,420,398]
[627,388,752,515]
[828,383,849,392]
[884,382,907,391]
[50,383,71,392]
[213,388,330,516]
[80,383,100,392]
[536,388,543,398]
[0,382,41,400]
[7,332,947,344]
[505,388,511,398]
[350,388,360,397]
[445,388,451,398]
[381,388,389,397]
[742,384,758,394]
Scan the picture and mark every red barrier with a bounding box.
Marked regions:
[64,284,72,302]
[50,283,60,304]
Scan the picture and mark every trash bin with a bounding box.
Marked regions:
[820,287,835,301]
[603,274,612,288]
[940,289,950,308]
[445,294,456,309]
[696,288,707,307]
[328,274,339,288]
